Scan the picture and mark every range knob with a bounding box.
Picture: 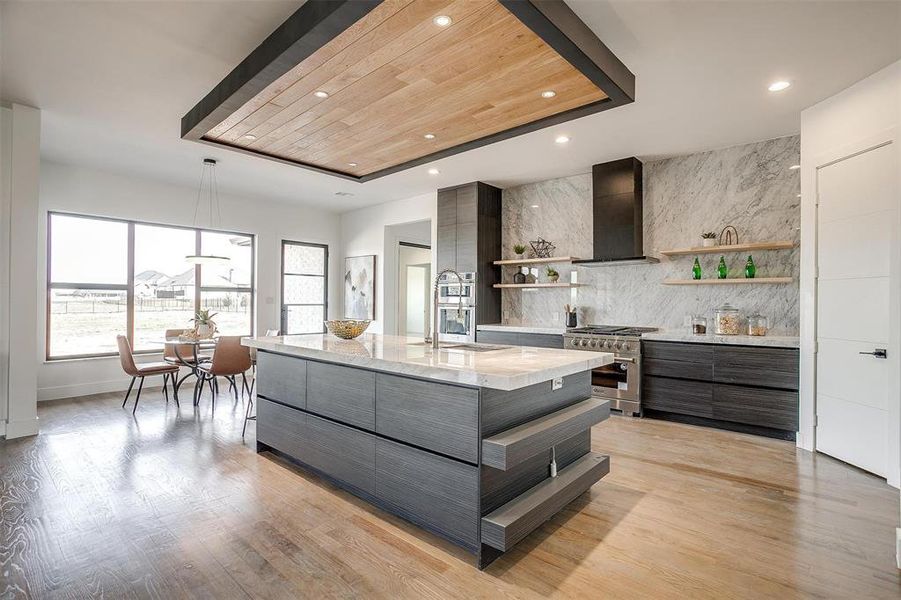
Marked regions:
[604,340,612,349]
[579,339,589,347]
[589,340,597,348]
[613,341,622,351]
[570,338,579,347]
[621,342,630,351]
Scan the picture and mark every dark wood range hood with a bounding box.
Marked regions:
[181,0,635,182]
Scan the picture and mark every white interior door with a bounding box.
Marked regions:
[815,140,899,477]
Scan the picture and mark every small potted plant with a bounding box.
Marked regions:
[701,232,718,248]
[546,266,560,283]
[513,244,527,260]
[191,309,218,339]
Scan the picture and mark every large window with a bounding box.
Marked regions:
[281,240,328,334]
[47,212,255,359]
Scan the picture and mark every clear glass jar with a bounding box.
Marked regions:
[748,314,768,336]
[714,304,741,335]
[691,315,708,335]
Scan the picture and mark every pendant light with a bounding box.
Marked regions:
[186,158,230,265]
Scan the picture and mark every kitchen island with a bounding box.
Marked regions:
[242,333,613,568]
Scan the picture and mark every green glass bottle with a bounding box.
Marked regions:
[692,257,702,280]
[717,256,728,279]
[744,255,756,279]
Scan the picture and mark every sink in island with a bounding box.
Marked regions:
[242,333,614,568]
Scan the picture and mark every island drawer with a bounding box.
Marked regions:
[257,397,306,457]
[304,414,376,495]
[256,352,306,410]
[375,438,479,550]
[306,362,375,430]
[375,374,479,463]
[643,357,713,381]
[643,341,714,364]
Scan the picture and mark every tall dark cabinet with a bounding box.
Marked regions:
[436,182,502,326]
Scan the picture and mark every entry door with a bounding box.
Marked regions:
[815,141,898,477]
[280,241,328,335]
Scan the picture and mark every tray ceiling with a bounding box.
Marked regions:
[182,0,635,181]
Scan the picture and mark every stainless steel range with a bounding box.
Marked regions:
[563,325,658,417]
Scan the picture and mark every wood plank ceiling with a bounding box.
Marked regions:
[183,0,634,181]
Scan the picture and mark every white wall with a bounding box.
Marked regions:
[799,60,901,488]
[1,103,41,438]
[339,192,436,334]
[382,220,431,337]
[37,161,341,401]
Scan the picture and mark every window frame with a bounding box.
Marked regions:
[280,239,329,335]
[46,211,256,361]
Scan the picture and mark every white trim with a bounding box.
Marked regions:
[5,417,39,439]
[38,376,136,402]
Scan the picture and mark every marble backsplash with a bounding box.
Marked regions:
[501,135,801,334]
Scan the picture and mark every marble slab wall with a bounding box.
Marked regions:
[501,135,801,334]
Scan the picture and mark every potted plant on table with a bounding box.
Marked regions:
[546,266,560,283]
[513,244,527,260]
[191,309,218,339]
[701,232,718,248]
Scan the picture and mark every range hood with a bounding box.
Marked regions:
[572,157,659,266]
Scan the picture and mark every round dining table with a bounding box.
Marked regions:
[153,336,218,405]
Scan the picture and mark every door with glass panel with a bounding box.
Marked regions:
[281,241,328,334]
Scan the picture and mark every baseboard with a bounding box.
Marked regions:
[38,377,134,402]
[5,417,39,438]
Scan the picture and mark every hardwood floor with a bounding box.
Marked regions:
[2,387,899,599]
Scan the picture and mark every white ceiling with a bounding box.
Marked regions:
[2,1,899,212]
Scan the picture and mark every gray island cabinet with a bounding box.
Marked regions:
[243,334,614,568]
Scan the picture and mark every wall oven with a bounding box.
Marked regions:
[437,304,475,343]
[437,271,476,305]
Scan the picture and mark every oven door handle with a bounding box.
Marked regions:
[613,357,636,364]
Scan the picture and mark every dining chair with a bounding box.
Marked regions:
[117,335,180,414]
[163,328,211,366]
[245,329,279,437]
[196,336,252,409]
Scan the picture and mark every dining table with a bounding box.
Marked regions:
[153,336,218,405]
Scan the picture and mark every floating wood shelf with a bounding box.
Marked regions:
[663,277,794,285]
[659,241,796,257]
[493,256,581,266]
[493,283,584,289]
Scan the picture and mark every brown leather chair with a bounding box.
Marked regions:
[117,335,180,414]
[196,336,252,408]
[163,328,211,366]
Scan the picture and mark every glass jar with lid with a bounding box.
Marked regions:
[691,315,708,335]
[747,314,768,336]
[714,304,741,335]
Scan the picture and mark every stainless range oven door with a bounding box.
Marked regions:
[590,356,641,416]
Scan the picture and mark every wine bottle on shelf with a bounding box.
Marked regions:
[744,255,756,279]
[717,256,728,279]
[692,257,702,280]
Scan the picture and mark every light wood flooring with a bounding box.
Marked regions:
[1,386,899,599]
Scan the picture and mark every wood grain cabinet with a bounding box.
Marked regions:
[476,330,564,349]
[641,341,799,440]
[436,182,502,326]
[306,361,375,430]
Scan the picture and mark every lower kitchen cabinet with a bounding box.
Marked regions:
[641,341,799,440]
[476,330,563,348]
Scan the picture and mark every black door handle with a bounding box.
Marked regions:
[859,348,887,358]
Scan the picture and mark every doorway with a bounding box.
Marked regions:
[397,243,431,338]
[814,137,899,481]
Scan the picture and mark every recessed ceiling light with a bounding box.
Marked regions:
[433,15,452,27]
[540,90,557,98]
[423,133,436,140]
[796,194,802,198]
[428,168,440,176]
[555,135,570,144]
[347,162,358,167]
[768,80,791,92]
[530,204,540,209]
[335,191,355,197]
[789,164,801,170]
[314,90,329,98]
[243,134,257,141]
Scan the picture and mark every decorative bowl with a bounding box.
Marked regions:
[325,319,371,339]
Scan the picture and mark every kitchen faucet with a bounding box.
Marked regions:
[427,268,464,349]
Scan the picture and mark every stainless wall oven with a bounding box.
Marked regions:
[437,272,476,342]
